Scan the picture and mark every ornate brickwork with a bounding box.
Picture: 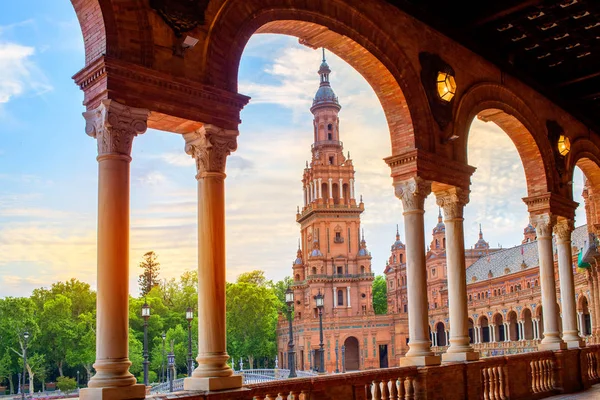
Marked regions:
[83,100,149,157]
[394,178,432,212]
[183,125,238,177]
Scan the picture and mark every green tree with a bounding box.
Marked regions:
[128,328,144,378]
[56,376,77,393]
[38,294,76,376]
[270,276,293,314]
[0,351,12,388]
[24,353,45,393]
[226,276,278,368]
[237,270,269,287]
[66,312,96,382]
[138,251,161,296]
[372,275,387,315]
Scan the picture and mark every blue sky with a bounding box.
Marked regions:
[0,1,586,298]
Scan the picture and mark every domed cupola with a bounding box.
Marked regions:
[522,223,537,244]
[311,49,341,112]
[294,242,303,265]
[391,224,405,250]
[358,230,370,257]
[474,224,490,250]
[432,208,446,234]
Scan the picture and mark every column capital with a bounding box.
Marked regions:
[553,218,575,242]
[83,99,149,157]
[530,213,557,239]
[394,177,432,212]
[435,187,470,220]
[183,124,238,179]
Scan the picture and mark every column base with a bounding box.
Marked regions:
[400,355,441,367]
[538,341,567,351]
[184,375,243,391]
[79,384,146,400]
[442,351,480,363]
[565,338,586,349]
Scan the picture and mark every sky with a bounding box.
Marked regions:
[0,1,586,298]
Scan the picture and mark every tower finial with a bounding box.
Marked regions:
[438,207,443,223]
[396,224,400,241]
[322,47,326,62]
[298,238,301,250]
[479,223,483,239]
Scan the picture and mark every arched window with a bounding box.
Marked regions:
[312,267,317,275]
[435,239,439,248]
[469,294,472,301]
[360,265,365,274]
[443,238,446,248]
[337,290,344,306]
[400,254,404,263]
[527,282,531,289]
[295,274,300,281]
[535,280,538,287]
[393,255,396,263]
[477,293,480,300]
[510,286,514,293]
[327,123,333,140]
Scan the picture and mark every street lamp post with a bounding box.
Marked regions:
[316,290,325,373]
[167,345,175,392]
[17,373,21,395]
[285,287,297,378]
[141,302,151,386]
[185,307,194,377]
[161,332,166,383]
[335,346,339,373]
[341,345,346,373]
[22,331,29,400]
[76,371,80,389]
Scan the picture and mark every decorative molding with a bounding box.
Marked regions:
[183,124,238,177]
[394,177,432,212]
[553,218,575,242]
[435,187,470,220]
[522,192,578,220]
[83,100,149,156]
[149,0,209,37]
[530,213,556,239]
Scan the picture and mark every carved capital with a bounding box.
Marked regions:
[553,219,574,242]
[183,124,238,178]
[435,187,470,220]
[83,100,149,157]
[530,213,557,239]
[394,177,432,212]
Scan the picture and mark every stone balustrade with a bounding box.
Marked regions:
[148,346,600,400]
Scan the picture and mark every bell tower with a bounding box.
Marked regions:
[292,50,373,319]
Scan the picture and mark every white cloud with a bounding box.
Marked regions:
[0,36,52,105]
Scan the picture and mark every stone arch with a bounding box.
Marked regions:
[205,0,433,153]
[507,310,518,341]
[468,317,474,344]
[536,305,545,339]
[522,308,534,340]
[70,0,153,67]
[435,322,446,347]
[493,312,505,342]
[578,295,592,336]
[453,83,554,197]
[478,315,490,343]
[343,336,360,371]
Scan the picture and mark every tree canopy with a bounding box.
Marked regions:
[372,275,388,315]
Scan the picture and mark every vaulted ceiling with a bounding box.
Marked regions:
[389,0,600,133]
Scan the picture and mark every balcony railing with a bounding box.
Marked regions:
[311,140,343,149]
[149,345,600,400]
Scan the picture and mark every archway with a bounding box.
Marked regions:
[507,311,518,341]
[435,322,446,347]
[536,306,545,339]
[579,296,592,336]
[343,336,360,371]
[493,313,505,342]
[479,316,490,343]
[522,308,534,340]
[468,318,474,344]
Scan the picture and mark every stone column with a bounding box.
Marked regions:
[318,178,322,199]
[339,179,344,199]
[395,178,440,366]
[554,219,585,347]
[349,178,355,200]
[589,266,600,335]
[183,125,242,391]
[577,312,583,335]
[490,324,496,342]
[532,214,567,350]
[303,187,307,207]
[347,286,351,308]
[80,100,148,400]
[505,323,510,342]
[328,178,333,200]
[436,188,478,362]
[333,287,337,308]
[445,330,450,346]
[309,182,313,203]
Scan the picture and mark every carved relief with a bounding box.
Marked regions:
[149,0,209,37]
[553,219,574,242]
[83,100,149,156]
[183,125,238,177]
[394,177,432,211]
[530,213,556,239]
[435,187,470,220]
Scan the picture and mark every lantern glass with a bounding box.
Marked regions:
[285,287,294,304]
[141,303,151,318]
[558,135,570,156]
[316,291,324,308]
[186,307,194,321]
[436,71,456,102]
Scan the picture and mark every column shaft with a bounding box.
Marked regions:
[555,219,584,347]
[436,188,478,362]
[81,100,148,400]
[532,214,567,350]
[183,126,242,391]
[396,178,440,366]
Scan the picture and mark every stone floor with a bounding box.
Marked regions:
[546,384,600,399]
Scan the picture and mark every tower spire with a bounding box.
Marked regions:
[322,47,326,62]
[438,207,443,223]
[396,224,400,240]
[479,223,483,239]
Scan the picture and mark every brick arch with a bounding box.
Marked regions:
[570,141,600,190]
[453,83,555,197]
[204,0,432,153]
[70,0,153,66]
